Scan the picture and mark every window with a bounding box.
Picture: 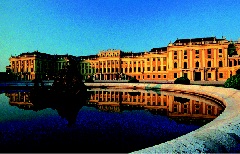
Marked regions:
[147,67,150,71]
[219,61,223,67]
[152,67,155,71]
[208,73,211,78]
[219,73,223,78]
[158,75,161,78]
[207,49,211,54]
[174,56,177,59]
[219,49,222,53]
[207,61,211,67]
[174,51,177,55]
[163,66,166,71]
[195,55,199,58]
[174,62,178,68]
[229,60,232,67]
[195,50,199,54]
[184,56,187,59]
[195,61,199,68]
[164,75,166,78]
[208,55,211,58]
[234,60,237,66]
[158,66,161,71]
[174,73,178,78]
[184,50,187,55]
[158,58,161,61]
[153,58,155,61]
[153,75,155,78]
[138,67,141,72]
[134,67,136,72]
[147,58,150,61]
[184,62,188,69]
[147,75,150,78]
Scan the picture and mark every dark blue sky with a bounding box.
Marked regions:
[1,0,240,71]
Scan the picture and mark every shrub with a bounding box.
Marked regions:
[174,77,190,85]
[85,78,94,83]
[224,74,240,90]
[128,77,139,83]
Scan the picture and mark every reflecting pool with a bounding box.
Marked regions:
[0,89,224,153]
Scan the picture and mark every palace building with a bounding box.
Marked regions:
[7,36,240,81]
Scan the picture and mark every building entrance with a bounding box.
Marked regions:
[194,72,201,81]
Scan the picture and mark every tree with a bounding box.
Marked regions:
[228,43,237,57]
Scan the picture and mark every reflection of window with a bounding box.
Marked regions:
[174,105,178,112]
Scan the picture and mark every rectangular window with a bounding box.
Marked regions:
[195,50,199,54]
[147,75,150,78]
[138,67,141,72]
[195,55,199,58]
[219,73,223,78]
[207,49,211,54]
[174,51,177,55]
[184,56,187,59]
[147,67,150,71]
[147,58,150,61]
[158,75,161,78]
[153,58,155,61]
[219,49,222,53]
[158,66,161,71]
[208,55,211,58]
[153,75,155,78]
[208,73,211,78]
[152,67,155,71]
[174,73,178,78]
[163,66,166,71]
[174,56,177,59]
[164,75,166,78]
[184,50,187,55]
[158,58,160,61]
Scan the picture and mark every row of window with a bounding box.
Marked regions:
[174,49,222,55]
[173,59,240,69]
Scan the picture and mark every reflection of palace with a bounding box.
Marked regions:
[6,90,224,121]
[7,37,240,81]
[6,92,34,110]
[87,89,224,119]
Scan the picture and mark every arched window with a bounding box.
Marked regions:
[195,61,199,68]
[174,62,177,68]
[219,61,223,67]
[207,61,211,67]
[184,62,187,69]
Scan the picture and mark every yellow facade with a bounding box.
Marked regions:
[8,37,240,81]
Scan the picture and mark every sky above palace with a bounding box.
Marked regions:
[1,0,240,72]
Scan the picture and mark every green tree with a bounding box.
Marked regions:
[228,43,237,56]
